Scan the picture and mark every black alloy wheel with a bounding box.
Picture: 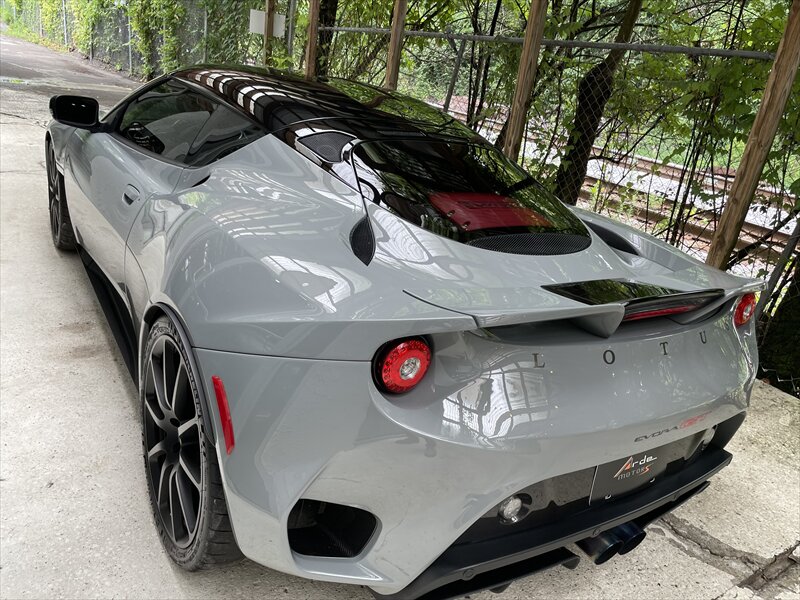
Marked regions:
[45,141,76,250]
[143,333,203,548]
[141,316,241,569]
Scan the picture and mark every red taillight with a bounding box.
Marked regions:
[211,375,235,455]
[734,293,757,327]
[375,338,431,394]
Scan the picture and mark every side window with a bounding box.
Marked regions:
[183,105,264,167]
[118,80,218,162]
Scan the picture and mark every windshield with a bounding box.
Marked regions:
[351,139,589,245]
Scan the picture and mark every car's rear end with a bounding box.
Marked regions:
[178,132,760,599]
[364,285,757,597]
[196,281,757,598]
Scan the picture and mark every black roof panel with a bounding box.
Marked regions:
[173,65,480,143]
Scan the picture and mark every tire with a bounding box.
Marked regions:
[141,316,242,570]
[45,140,76,251]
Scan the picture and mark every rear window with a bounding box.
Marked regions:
[351,139,589,245]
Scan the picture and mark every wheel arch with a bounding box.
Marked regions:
[45,123,76,173]
[140,302,218,446]
[44,131,57,171]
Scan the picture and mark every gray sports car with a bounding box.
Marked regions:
[46,66,762,599]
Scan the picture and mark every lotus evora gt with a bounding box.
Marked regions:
[45,66,762,599]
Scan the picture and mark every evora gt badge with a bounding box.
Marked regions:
[635,412,711,442]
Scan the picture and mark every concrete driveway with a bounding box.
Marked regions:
[0,33,798,600]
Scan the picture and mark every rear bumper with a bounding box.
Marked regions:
[194,340,752,596]
[372,445,732,600]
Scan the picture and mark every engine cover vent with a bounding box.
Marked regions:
[467,233,591,256]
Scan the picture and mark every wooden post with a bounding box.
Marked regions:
[384,0,408,90]
[502,0,547,162]
[706,0,800,269]
[264,0,276,65]
[304,0,321,79]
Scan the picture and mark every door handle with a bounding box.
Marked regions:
[123,184,141,205]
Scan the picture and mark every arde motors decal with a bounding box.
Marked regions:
[613,454,658,480]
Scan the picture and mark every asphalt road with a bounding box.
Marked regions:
[1,33,799,600]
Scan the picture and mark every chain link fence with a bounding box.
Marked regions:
[90,5,132,73]
[2,0,268,77]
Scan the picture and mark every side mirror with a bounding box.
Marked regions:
[49,95,101,131]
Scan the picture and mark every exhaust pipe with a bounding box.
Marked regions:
[576,531,623,565]
[612,522,646,555]
[577,523,647,565]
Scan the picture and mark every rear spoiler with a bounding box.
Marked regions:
[406,279,762,338]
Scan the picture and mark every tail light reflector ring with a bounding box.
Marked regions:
[734,293,757,327]
[374,338,431,394]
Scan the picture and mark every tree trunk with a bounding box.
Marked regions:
[467,0,503,129]
[316,0,339,76]
[552,0,642,205]
[758,261,800,396]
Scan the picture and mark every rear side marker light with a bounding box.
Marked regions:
[211,375,235,455]
[375,338,431,394]
[734,293,757,327]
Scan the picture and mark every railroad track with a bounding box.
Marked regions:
[581,175,791,260]
[438,103,795,256]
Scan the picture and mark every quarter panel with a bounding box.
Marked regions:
[127,135,476,360]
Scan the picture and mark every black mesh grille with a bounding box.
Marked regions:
[298,131,354,162]
[350,216,375,265]
[467,233,591,255]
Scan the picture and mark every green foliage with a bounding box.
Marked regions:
[7,0,798,202]
[39,0,61,39]
[202,0,263,66]
[69,0,106,54]
[127,0,160,78]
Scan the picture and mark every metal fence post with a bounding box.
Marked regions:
[128,14,133,73]
[286,0,297,62]
[62,0,68,45]
[203,9,208,63]
[264,0,276,65]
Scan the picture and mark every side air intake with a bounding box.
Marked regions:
[288,499,377,558]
